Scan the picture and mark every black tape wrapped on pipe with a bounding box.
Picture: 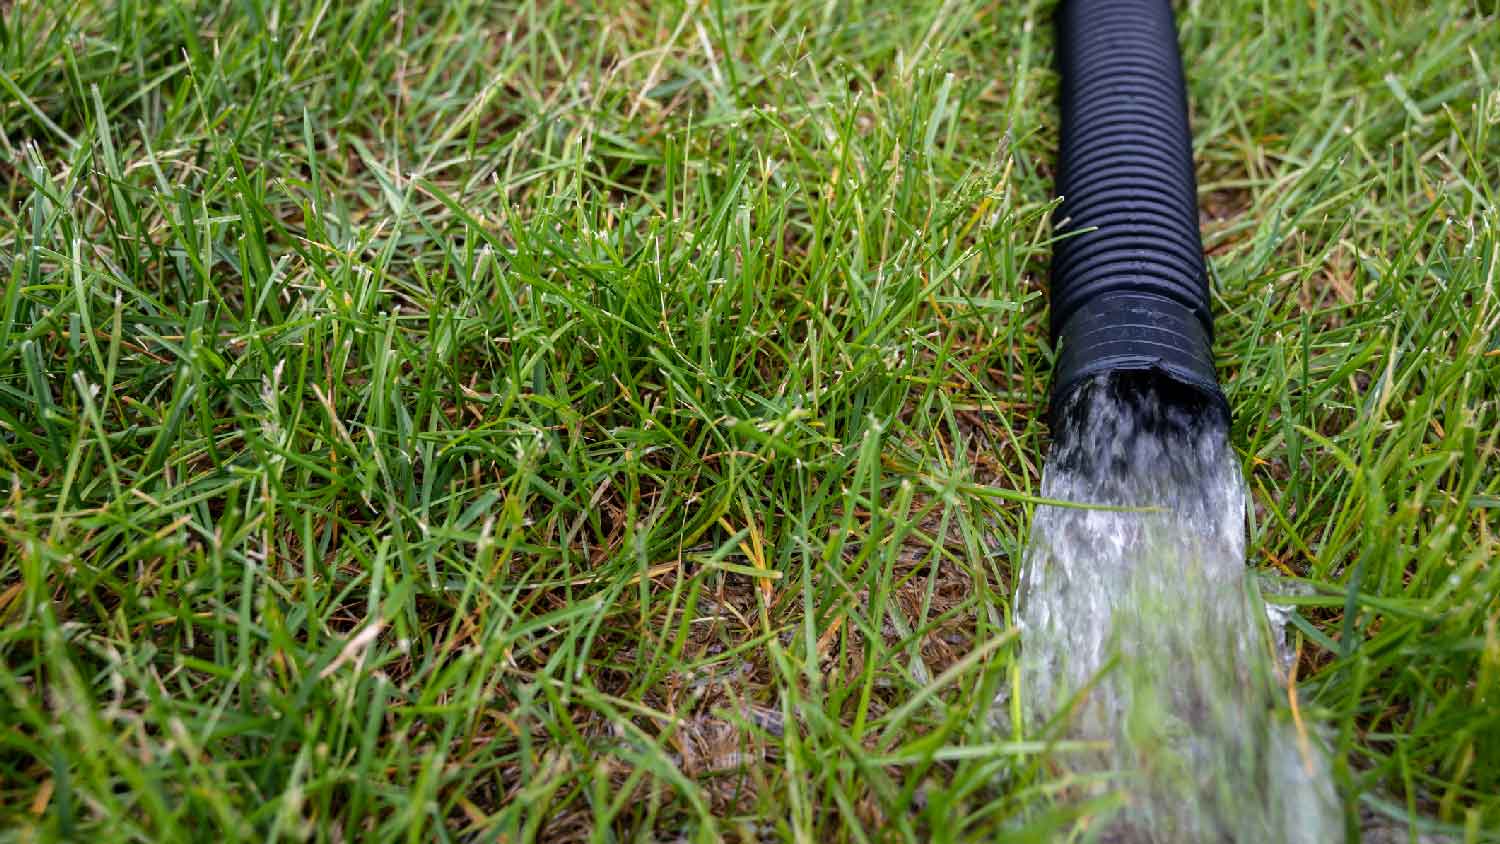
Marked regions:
[1049,0,1228,420]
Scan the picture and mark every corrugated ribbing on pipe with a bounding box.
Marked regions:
[1049,0,1227,419]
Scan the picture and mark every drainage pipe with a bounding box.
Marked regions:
[1049,0,1228,420]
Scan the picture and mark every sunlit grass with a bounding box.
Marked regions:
[0,0,1496,840]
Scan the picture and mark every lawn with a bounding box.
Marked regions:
[0,0,1497,841]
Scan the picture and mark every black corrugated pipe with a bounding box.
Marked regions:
[1049,0,1228,422]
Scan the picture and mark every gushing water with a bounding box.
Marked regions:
[1017,374,1342,843]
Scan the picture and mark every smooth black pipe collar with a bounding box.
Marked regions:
[1049,0,1228,420]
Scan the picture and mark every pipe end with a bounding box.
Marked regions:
[1050,292,1228,426]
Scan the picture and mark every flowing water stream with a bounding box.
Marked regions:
[1016,373,1343,842]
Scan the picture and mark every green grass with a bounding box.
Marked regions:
[0,0,1496,840]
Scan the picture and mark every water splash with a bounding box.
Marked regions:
[1017,373,1342,843]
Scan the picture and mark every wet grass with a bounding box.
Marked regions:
[0,0,1496,840]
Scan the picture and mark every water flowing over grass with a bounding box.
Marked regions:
[1017,373,1341,842]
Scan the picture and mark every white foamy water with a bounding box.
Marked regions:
[1017,374,1342,843]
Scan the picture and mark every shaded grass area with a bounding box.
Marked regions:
[0,0,1496,840]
